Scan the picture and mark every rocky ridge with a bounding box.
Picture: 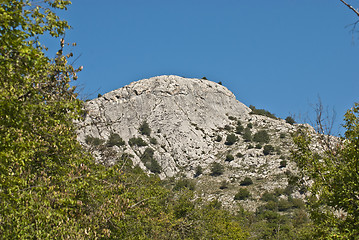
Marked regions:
[77,75,312,209]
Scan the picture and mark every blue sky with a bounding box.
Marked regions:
[56,0,358,135]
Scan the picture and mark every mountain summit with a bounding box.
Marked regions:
[78,75,305,209]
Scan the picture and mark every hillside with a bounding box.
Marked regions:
[77,75,316,211]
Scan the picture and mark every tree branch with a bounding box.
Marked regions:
[339,0,359,17]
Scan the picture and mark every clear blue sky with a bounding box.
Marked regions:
[56,0,358,135]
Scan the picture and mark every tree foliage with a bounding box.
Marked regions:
[292,103,359,239]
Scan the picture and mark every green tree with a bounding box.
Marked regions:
[0,0,92,237]
[292,103,359,239]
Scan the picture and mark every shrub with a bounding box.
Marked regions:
[85,135,105,146]
[97,93,102,98]
[255,144,262,149]
[264,201,277,211]
[173,179,196,191]
[234,188,251,200]
[240,177,253,186]
[280,132,286,139]
[263,144,274,155]
[285,116,295,125]
[106,132,125,147]
[128,137,148,147]
[225,154,234,162]
[224,125,232,131]
[139,121,151,136]
[248,144,254,149]
[140,147,161,173]
[277,199,292,211]
[215,135,222,142]
[149,137,158,145]
[253,130,270,144]
[243,127,252,142]
[236,152,244,158]
[202,76,207,80]
[236,124,244,134]
[225,133,237,145]
[261,191,278,202]
[210,162,224,176]
[228,116,236,121]
[194,165,203,177]
[218,81,222,85]
[280,160,287,168]
[249,105,277,119]
[247,123,253,129]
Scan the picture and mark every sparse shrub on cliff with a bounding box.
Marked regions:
[280,160,287,168]
[240,177,253,186]
[140,147,161,173]
[85,135,105,146]
[106,132,125,147]
[263,144,275,155]
[210,162,224,176]
[139,121,151,136]
[253,130,270,144]
[194,165,203,177]
[150,137,158,145]
[249,105,277,119]
[236,121,244,134]
[129,137,148,147]
[173,178,196,191]
[285,116,295,125]
[215,135,222,142]
[225,133,237,145]
[234,188,251,200]
[225,154,234,162]
[243,127,252,142]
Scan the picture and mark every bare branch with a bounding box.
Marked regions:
[339,0,359,17]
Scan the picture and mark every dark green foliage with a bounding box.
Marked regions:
[140,147,161,173]
[247,123,253,128]
[202,76,207,80]
[234,188,251,200]
[247,144,254,149]
[215,135,222,142]
[139,121,151,136]
[106,132,125,147]
[280,132,286,138]
[225,133,238,145]
[228,115,237,121]
[225,154,234,162]
[236,152,244,158]
[173,178,196,191]
[240,177,253,186]
[194,165,203,177]
[255,144,262,149]
[280,160,287,168]
[128,137,148,146]
[218,81,222,85]
[243,127,252,142]
[249,105,277,119]
[149,137,158,145]
[210,162,224,176]
[85,135,105,146]
[261,191,278,202]
[263,144,274,155]
[224,124,232,131]
[253,130,270,143]
[285,116,295,125]
[236,124,244,134]
[277,199,292,211]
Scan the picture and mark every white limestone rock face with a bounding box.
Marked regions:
[77,75,251,177]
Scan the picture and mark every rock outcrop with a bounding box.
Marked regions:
[77,75,309,209]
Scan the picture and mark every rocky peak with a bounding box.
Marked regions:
[77,75,307,209]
